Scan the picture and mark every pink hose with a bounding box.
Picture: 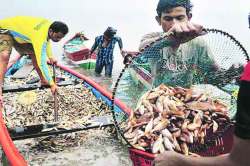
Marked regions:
[0,108,27,166]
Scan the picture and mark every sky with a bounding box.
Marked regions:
[1,0,250,58]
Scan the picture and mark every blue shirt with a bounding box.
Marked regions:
[91,35,123,64]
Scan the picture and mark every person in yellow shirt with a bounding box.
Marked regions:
[0,16,68,106]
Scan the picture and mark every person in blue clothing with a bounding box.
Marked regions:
[90,27,124,77]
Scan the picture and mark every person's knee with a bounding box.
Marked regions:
[0,50,11,62]
[105,64,113,76]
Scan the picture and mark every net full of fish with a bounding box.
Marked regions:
[123,84,232,155]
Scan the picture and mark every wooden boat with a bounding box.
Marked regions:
[0,55,130,165]
[63,33,96,69]
[129,63,152,89]
[122,51,153,89]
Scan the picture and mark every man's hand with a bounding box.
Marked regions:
[167,22,206,45]
[123,54,133,65]
[120,50,125,56]
[50,84,58,95]
[155,151,185,166]
[48,57,57,65]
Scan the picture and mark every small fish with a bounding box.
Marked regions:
[213,120,219,133]
[142,99,153,113]
[152,134,164,154]
[162,128,174,142]
[187,123,200,131]
[163,136,174,151]
[181,119,190,131]
[180,142,189,155]
[184,89,193,102]
[156,96,165,112]
[152,119,169,132]
[145,118,154,134]
[173,137,181,152]
[147,90,164,100]
[138,105,146,115]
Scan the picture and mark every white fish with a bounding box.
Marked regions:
[213,120,219,133]
[152,134,164,153]
[145,118,154,134]
[162,128,174,142]
[163,136,174,151]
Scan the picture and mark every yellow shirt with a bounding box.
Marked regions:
[0,16,54,85]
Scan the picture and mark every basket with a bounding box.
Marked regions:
[129,124,234,166]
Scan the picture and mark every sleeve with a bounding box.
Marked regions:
[197,40,218,72]
[117,37,123,50]
[46,41,53,59]
[235,80,250,139]
[138,32,162,51]
[32,38,54,86]
[90,37,99,53]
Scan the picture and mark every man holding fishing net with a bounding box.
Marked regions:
[0,16,69,106]
[154,2,250,166]
[138,0,219,89]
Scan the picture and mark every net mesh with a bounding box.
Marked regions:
[111,29,249,155]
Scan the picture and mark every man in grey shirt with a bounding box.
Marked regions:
[154,1,250,166]
[137,0,218,88]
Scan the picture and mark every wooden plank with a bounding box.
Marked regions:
[10,115,113,140]
[12,64,34,79]
[2,80,78,93]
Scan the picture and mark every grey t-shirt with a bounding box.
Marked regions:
[139,32,217,88]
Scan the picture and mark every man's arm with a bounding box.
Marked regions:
[32,39,54,87]
[117,37,123,50]
[90,37,99,54]
[138,32,162,51]
[116,37,124,55]
[46,41,57,64]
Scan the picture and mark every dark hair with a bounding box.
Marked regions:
[104,27,117,38]
[49,21,69,35]
[156,0,193,17]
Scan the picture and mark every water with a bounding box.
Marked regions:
[67,58,147,110]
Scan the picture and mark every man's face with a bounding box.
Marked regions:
[156,6,190,32]
[104,34,112,41]
[48,30,65,42]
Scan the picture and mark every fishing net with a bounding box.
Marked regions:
[111,29,249,157]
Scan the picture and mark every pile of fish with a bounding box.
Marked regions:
[3,84,111,129]
[123,84,232,155]
[3,84,113,153]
